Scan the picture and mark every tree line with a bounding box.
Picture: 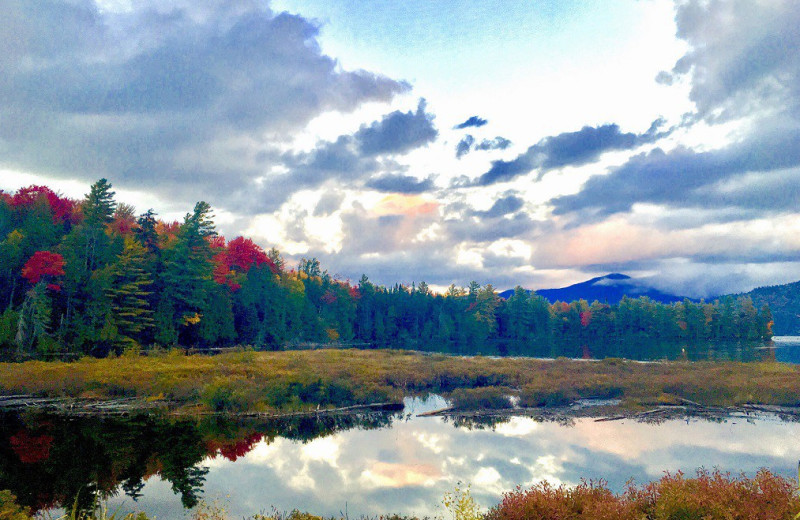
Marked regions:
[0,180,773,359]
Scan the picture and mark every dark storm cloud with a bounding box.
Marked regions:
[551,127,800,219]
[0,0,409,209]
[469,122,663,186]
[354,100,438,156]
[365,174,436,194]
[454,116,488,129]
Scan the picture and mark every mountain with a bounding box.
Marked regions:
[737,280,800,336]
[499,273,687,305]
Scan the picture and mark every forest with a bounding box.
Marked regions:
[0,180,774,360]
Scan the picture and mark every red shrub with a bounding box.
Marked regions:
[486,470,800,520]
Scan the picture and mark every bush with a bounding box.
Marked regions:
[0,490,31,520]
[486,469,800,520]
[449,387,513,410]
[442,483,482,520]
[518,388,575,407]
[202,378,253,412]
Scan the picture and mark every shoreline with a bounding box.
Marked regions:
[3,393,800,426]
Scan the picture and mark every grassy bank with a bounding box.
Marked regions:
[2,349,800,414]
[2,469,798,519]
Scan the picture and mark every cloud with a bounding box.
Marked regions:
[456,135,511,159]
[281,136,378,187]
[335,200,439,257]
[454,116,488,129]
[469,122,663,186]
[475,137,512,151]
[455,135,475,159]
[314,190,346,217]
[354,100,438,156]
[0,0,409,209]
[551,127,800,219]
[365,174,436,194]
[472,195,525,218]
[662,0,800,121]
[267,99,437,209]
[445,212,537,243]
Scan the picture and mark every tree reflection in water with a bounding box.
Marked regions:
[0,410,399,517]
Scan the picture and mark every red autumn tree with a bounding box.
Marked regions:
[212,237,277,291]
[10,430,55,464]
[21,251,66,286]
[580,311,592,327]
[11,185,80,223]
[227,236,273,270]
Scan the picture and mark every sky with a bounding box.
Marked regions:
[2,0,800,297]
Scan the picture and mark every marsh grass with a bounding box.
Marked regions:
[2,350,800,414]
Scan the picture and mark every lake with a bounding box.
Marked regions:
[382,336,800,363]
[3,395,799,519]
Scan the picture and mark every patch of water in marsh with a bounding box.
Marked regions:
[2,396,799,518]
[111,398,800,518]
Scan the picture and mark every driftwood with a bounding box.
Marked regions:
[0,394,167,415]
[234,401,404,419]
[416,406,454,417]
[418,400,800,425]
[4,391,800,424]
[0,394,404,419]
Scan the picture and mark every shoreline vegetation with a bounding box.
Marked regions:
[1,180,773,362]
[2,468,799,520]
[2,349,800,417]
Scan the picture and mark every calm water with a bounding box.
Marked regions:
[3,396,799,519]
[772,336,800,363]
[393,337,800,363]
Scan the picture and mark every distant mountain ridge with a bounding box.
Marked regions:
[737,280,800,336]
[501,273,800,335]
[499,273,688,305]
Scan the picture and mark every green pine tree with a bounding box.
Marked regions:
[107,238,154,347]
